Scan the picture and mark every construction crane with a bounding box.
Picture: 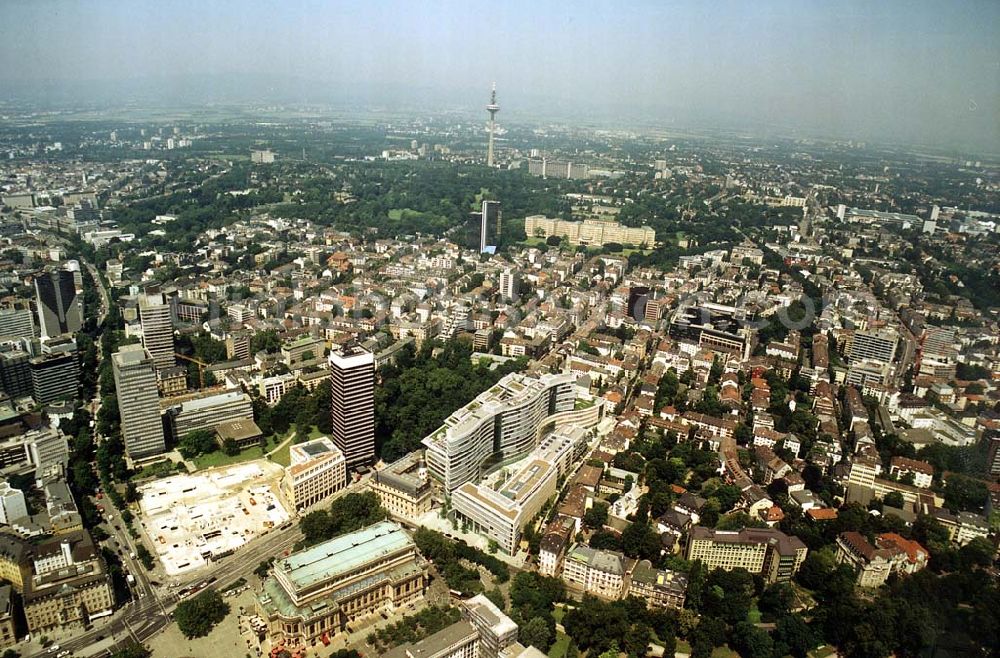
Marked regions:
[175,353,209,390]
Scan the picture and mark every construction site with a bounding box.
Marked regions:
[136,461,291,576]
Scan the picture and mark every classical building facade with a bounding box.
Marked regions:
[256,521,427,648]
[369,453,433,520]
[22,531,114,633]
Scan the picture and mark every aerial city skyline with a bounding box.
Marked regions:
[0,2,996,658]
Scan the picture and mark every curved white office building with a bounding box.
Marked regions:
[422,372,578,491]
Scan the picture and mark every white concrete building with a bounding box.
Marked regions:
[0,483,27,525]
[422,372,577,491]
[283,438,347,511]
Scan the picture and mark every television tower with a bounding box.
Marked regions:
[486,82,499,167]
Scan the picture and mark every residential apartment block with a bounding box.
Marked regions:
[561,544,628,600]
[685,527,807,583]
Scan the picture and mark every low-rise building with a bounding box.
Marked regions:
[383,620,480,658]
[561,544,627,600]
[0,584,15,649]
[282,438,347,512]
[888,456,934,489]
[0,534,30,591]
[215,419,264,450]
[835,531,895,589]
[875,533,929,574]
[256,521,428,647]
[369,453,433,520]
[627,560,688,609]
[166,390,254,442]
[538,515,576,577]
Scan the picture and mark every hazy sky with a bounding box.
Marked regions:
[2,0,998,150]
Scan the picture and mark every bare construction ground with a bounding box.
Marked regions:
[137,461,291,577]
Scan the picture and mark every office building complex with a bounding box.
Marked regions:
[283,438,347,511]
[166,390,253,442]
[480,199,502,252]
[526,159,590,180]
[453,457,557,555]
[422,372,577,491]
[685,527,808,583]
[29,349,79,404]
[34,269,82,338]
[369,453,433,519]
[23,428,70,474]
[848,329,898,366]
[461,594,518,658]
[139,291,175,370]
[668,303,753,359]
[112,344,166,460]
[452,426,588,554]
[256,521,428,647]
[329,345,375,470]
[0,308,34,340]
[0,350,32,398]
[524,215,655,247]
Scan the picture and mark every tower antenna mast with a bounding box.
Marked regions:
[486,83,500,167]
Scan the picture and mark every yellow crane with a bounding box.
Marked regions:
[175,353,209,390]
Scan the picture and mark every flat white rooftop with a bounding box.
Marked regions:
[137,462,290,577]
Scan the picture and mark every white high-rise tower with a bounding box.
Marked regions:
[486,83,499,167]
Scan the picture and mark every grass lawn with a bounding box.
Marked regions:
[747,603,762,624]
[192,434,284,470]
[552,604,565,624]
[677,639,692,653]
[267,427,325,467]
[711,646,741,658]
[193,444,267,469]
[388,207,445,222]
[548,632,571,658]
[269,441,292,466]
[132,459,181,480]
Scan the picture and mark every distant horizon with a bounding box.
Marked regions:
[1,75,996,160]
[1,1,997,153]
